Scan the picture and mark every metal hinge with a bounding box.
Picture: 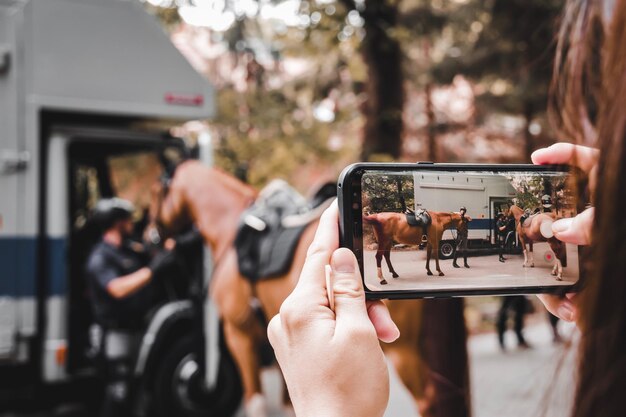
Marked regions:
[0,150,30,174]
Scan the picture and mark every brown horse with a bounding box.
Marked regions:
[508,205,567,280]
[363,211,466,280]
[146,161,438,416]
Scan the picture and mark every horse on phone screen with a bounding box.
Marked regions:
[363,211,465,281]
[508,204,567,280]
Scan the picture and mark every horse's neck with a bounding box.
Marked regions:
[510,207,524,222]
[178,165,257,257]
[440,214,459,230]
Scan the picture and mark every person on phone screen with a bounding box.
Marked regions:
[452,206,471,268]
[496,212,508,262]
[268,1,626,416]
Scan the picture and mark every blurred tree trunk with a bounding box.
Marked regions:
[523,101,534,161]
[358,0,405,160]
[420,299,471,417]
[385,299,471,417]
[425,81,437,162]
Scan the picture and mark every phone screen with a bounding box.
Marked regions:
[359,169,580,294]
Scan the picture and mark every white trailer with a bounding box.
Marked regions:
[413,171,517,257]
[0,1,240,414]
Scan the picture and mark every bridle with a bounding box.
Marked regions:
[147,158,176,247]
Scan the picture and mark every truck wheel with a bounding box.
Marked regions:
[439,241,455,259]
[154,333,242,417]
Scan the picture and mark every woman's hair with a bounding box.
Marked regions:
[552,1,626,416]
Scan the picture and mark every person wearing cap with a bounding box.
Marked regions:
[452,206,471,268]
[85,198,175,417]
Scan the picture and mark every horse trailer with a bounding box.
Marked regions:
[413,171,517,258]
[0,0,241,414]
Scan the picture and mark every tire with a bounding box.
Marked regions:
[439,240,455,259]
[153,331,242,417]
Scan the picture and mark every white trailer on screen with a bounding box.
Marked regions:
[413,171,516,251]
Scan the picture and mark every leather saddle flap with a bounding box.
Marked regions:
[405,209,431,228]
[235,180,334,282]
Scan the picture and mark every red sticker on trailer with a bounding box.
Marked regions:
[164,93,204,107]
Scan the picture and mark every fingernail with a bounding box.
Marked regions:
[557,302,575,321]
[331,248,356,273]
[391,325,401,341]
[552,218,572,234]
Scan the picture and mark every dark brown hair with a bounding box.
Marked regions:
[553,1,626,416]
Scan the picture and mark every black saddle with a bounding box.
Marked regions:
[405,209,432,229]
[520,211,535,227]
[235,180,335,283]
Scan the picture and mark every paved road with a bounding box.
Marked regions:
[243,320,576,417]
[1,322,577,417]
[364,242,578,292]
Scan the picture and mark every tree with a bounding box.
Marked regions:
[433,0,563,160]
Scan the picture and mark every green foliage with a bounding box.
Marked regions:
[509,174,566,210]
[212,87,358,188]
[432,0,564,115]
[362,173,414,213]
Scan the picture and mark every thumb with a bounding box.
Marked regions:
[330,248,369,326]
[552,207,594,245]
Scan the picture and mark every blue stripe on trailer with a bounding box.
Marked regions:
[468,218,492,230]
[0,237,67,297]
[448,218,493,230]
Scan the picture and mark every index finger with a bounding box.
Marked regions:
[294,200,339,292]
[531,143,599,173]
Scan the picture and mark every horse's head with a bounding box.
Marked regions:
[447,212,465,229]
[144,163,192,246]
[144,175,169,246]
[508,205,524,221]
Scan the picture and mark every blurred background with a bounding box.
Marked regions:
[0,0,576,416]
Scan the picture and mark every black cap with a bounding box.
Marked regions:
[92,198,135,230]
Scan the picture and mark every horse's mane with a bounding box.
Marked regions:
[177,161,257,201]
[209,166,258,200]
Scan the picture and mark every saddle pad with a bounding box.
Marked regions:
[405,210,431,228]
[235,220,308,282]
[405,213,421,227]
[234,181,335,283]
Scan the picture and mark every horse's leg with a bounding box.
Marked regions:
[223,319,265,416]
[529,242,535,267]
[211,250,266,417]
[434,237,444,276]
[383,300,429,414]
[520,234,528,267]
[425,242,433,276]
[384,251,400,278]
[255,223,317,416]
[375,250,387,284]
[554,258,563,280]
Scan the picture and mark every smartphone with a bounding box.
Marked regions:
[338,163,587,300]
